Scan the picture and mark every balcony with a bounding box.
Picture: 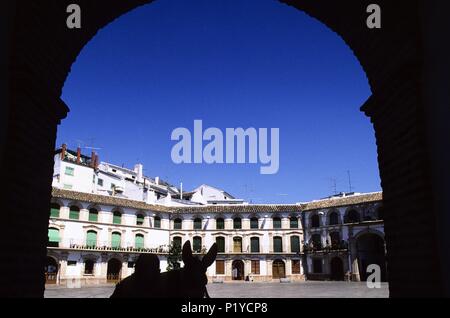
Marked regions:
[303,241,348,254]
[47,239,170,254]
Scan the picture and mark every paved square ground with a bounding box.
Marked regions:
[44,281,389,298]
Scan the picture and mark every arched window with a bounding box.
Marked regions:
[329,212,339,225]
[233,217,242,229]
[193,236,202,253]
[273,217,282,229]
[136,214,144,226]
[50,203,60,218]
[84,260,94,275]
[194,218,202,230]
[69,206,80,220]
[290,217,298,229]
[172,236,182,247]
[345,210,360,223]
[250,237,260,253]
[216,218,224,230]
[250,217,259,229]
[154,216,161,228]
[89,208,98,222]
[135,234,144,249]
[216,236,225,253]
[86,230,97,248]
[48,228,60,247]
[330,232,340,247]
[111,232,121,249]
[273,236,283,253]
[174,218,182,230]
[311,234,322,250]
[311,214,320,228]
[113,211,122,224]
[233,237,242,253]
[291,236,300,253]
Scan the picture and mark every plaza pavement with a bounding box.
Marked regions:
[44,281,389,298]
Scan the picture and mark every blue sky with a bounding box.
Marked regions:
[59,0,380,203]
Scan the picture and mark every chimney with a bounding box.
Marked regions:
[134,164,143,183]
[61,143,67,160]
[76,147,81,164]
[155,176,160,185]
[94,154,99,170]
[180,182,183,200]
[91,151,96,168]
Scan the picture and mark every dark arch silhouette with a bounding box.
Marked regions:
[330,257,344,281]
[356,233,387,282]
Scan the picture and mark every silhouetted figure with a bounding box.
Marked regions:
[159,241,217,298]
[110,254,161,298]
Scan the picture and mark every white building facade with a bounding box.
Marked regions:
[45,145,385,286]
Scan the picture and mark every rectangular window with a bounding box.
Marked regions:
[313,259,323,273]
[290,218,298,229]
[88,211,98,222]
[291,236,300,253]
[97,178,104,186]
[67,261,77,266]
[251,238,260,253]
[65,166,74,176]
[292,260,301,274]
[251,260,260,274]
[128,262,135,268]
[216,260,225,275]
[63,184,73,190]
[273,237,283,253]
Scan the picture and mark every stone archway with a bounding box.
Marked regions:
[3,1,450,298]
[45,256,58,285]
[356,233,387,282]
[107,258,122,283]
[232,260,244,281]
[272,259,286,279]
[330,257,345,281]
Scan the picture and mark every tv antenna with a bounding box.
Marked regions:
[347,170,353,193]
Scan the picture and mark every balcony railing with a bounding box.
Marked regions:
[47,239,170,253]
[303,241,348,254]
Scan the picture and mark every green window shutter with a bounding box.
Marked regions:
[154,217,161,228]
[113,212,121,224]
[273,218,282,229]
[86,231,97,247]
[251,237,260,253]
[65,166,74,176]
[69,208,79,220]
[89,210,98,222]
[250,218,259,229]
[136,214,144,226]
[135,235,144,249]
[174,219,182,230]
[48,228,60,242]
[173,237,182,247]
[111,232,121,248]
[194,219,202,230]
[291,236,300,253]
[216,219,224,229]
[274,237,283,252]
[193,237,202,252]
[50,206,60,218]
[216,237,225,253]
[290,218,298,229]
[233,218,241,229]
